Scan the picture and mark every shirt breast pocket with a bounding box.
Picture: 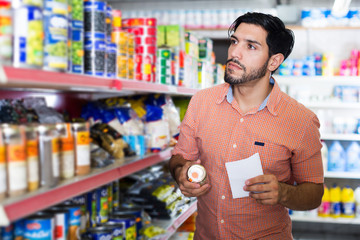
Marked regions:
[251,139,292,179]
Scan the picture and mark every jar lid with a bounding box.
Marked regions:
[187,164,206,183]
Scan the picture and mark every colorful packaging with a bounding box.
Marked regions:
[327,141,346,172]
[0,1,12,64]
[341,186,355,218]
[318,185,330,217]
[23,212,55,240]
[330,184,341,218]
[84,38,106,76]
[84,0,106,40]
[13,6,43,68]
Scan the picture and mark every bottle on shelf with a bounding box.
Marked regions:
[346,141,360,172]
[341,185,355,218]
[318,184,330,217]
[321,140,328,172]
[328,141,346,172]
[354,186,360,219]
[330,184,341,218]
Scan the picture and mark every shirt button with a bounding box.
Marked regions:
[240,118,244,122]
[233,144,237,149]
[221,219,224,223]
[222,195,225,200]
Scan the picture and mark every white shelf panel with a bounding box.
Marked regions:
[321,134,360,141]
[304,102,360,109]
[324,171,360,179]
[275,75,360,86]
[291,215,360,225]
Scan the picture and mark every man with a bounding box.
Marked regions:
[169,12,324,239]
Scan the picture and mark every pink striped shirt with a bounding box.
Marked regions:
[172,79,323,239]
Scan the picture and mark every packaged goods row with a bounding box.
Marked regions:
[0,163,196,240]
[279,49,360,77]
[290,185,360,219]
[301,8,360,28]
[0,0,225,89]
[322,140,360,173]
[0,94,188,201]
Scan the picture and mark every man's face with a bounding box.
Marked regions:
[225,23,270,85]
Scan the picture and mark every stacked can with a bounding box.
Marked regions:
[0,1,12,64]
[112,30,128,79]
[12,1,43,68]
[84,0,106,76]
[43,0,69,72]
[105,5,116,78]
[69,0,84,74]
[122,18,157,82]
[157,47,172,85]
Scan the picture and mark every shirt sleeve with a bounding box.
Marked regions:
[171,94,200,161]
[291,115,324,184]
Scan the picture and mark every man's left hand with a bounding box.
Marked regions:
[243,174,281,205]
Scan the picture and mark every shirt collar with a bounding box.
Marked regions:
[218,77,280,116]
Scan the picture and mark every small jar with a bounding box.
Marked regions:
[72,122,90,176]
[56,123,75,179]
[37,124,60,187]
[24,124,40,191]
[2,124,27,197]
[187,164,207,185]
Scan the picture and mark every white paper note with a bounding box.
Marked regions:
[225,153,264,199]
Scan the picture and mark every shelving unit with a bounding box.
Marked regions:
[291,215,360,225]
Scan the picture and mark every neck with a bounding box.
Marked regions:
[232,76,273,113]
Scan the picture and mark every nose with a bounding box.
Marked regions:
[228,44,242,61]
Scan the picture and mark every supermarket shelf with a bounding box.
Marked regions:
[275,75,360,86]
[154,200,197,240]
[0,148,172,226]
[304,102,360,109]
[324,171,360,179]
[0,66,198,96]
[291,215,360,225]
[321,134,360,141]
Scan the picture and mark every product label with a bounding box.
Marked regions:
[0,147,6,193]
[8,160,27,192]
[24,218,52,240]
[52,138,60,178]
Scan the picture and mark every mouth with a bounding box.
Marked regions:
[227,61,243,71]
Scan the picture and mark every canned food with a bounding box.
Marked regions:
[126,27,156,36]
[44,0,67,13]
[71,195,87,234]
[14,219,24,240]
[70,0,83,22]
[37,124,60,188]
[112,180,120,209]
[111,30,128,55]
[12,0,43,8]
[107,183,113,214]
[60,203,82,240]
[25,124,40,191]
[0,127,6,200]
[187,164,207,185]
[84,38,106,77]
[0,1,12,64]
[117,53,128,79]
[87,190,97,228]
[85,226,112,240]
[101,221,125,240]
[112,9,122,30]
[108,214,136,240]
[69,23,84,74]
[122,18,156,27]
[106,5,112,43]
[1,224,13,240]
[106,42,117,78]
[72,122,90,175]
[2,124,27,197]
[24,212,55,240]
[96,185,109,224]
[43,11,68,72]
[84,0,106,40]
[56,123,75,179]
[13,6,43,68]
[45,207,69,240]
[113,207,142,240]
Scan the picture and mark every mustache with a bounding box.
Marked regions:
[226,58,246,70]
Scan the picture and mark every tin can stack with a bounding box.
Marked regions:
[122,18,157,82]
[0,1,12,64]
[43,0,69,72]
[12,1,44,69]
[69,0,84,74]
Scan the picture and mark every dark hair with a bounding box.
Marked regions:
[228,12,294,61]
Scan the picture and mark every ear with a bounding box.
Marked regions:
[268,53,284,72]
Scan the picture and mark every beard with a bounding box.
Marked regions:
[224,58,268,85]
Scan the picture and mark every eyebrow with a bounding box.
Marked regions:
[230,35,262,47]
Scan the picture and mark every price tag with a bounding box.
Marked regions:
[0,205,10,226]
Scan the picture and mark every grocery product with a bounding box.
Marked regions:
[83,226,112,239]
[56,123,75,179]
[330,184,341,218]
[341,185,355,218]
[96,185,109,223]
[108,213,137,240]
[187,164,207,185]
[23,212,55,240]
[327,141,346,172]
[2,124,27,197]
[113,206,143,240]
[106,42,117,78]
[354,186,360,218]
[84,0,106,40]
[318,185,330,217]
[100,221,125,240]
[60,202,82,240]
[72,122,90,176]
[0,1,12,64]
[84,38,106,76]
[346,141,360,172]
[69,0,84,74]
[0,126,5,200]
[45,206,69,240]
[321,140,328,173]
[37,124,60,188]
[13,6,43,68]
[25,124,40,191]
[43,1,69,72]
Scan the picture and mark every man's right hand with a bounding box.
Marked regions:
[171,158,211,197]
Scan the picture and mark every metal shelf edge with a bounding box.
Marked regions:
[1,148,172,224]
